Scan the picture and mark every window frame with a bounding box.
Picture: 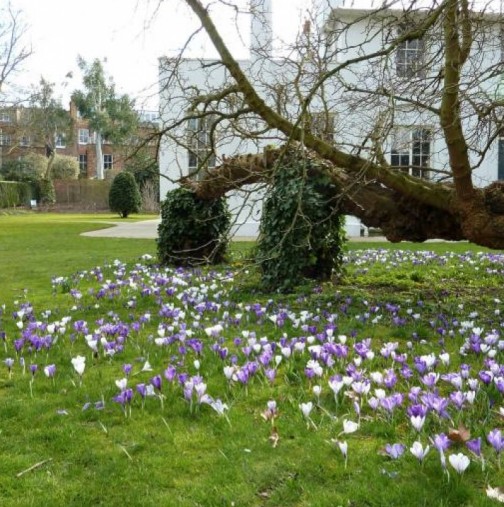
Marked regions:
[186,115,217,178]
[103,154,113,170]
[390,127,432,179]
[55,134,66,148]
[394,26,426,79]
[78,128,89,144]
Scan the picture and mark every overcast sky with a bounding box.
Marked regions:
[3,0,311,111]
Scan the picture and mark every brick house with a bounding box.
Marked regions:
[0,101,159,179]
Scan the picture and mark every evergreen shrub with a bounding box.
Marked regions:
[157,187,230,266]
[256,155,346,292]
[109,172,142,218]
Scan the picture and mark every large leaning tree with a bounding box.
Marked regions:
[159,0,504,249]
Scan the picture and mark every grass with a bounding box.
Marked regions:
[0,213,503,506]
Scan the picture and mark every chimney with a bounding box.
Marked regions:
[250,0,273,60]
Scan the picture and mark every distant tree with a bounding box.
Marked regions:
[0,3,32,93]
[25,78,74,179]
[72,58,139,180]
[109,171,141,218]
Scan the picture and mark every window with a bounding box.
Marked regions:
[79,154,88,176]
[390,127,431,179]
[19,136,30,147]
[78,129,89,144]
[187,116,216,177]
[103,154,113,170]
[55,134,66,148]
[0,132,11,146]
[139,111,159,124]
[306,112,335,142]
[0,112,11,123]
[396,29,425,78]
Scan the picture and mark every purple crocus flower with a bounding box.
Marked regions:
[150,375,162,391]
[479,370,493,385]
[408,403,428,418]
[43,364,56,378]
[385,443,406,459]
[30,364,38,377]
[264,368,276,383]
[136,383,147,398]
[421,372,439,389]
[114,388,133,405]
[383,369,397,390]
[123,364,133,376]
[449,391,466,410]
[431,433,451,453]
[164,365,176,382]
[487,429,504,453]
[466,437,482,457]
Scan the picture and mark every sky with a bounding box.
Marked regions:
[3,0,313,112]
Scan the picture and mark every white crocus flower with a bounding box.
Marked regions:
[342,419,359,434]
[449,453,470,474]
[71,355,86,376]
[115,378,128,390]
[299,402,313,419]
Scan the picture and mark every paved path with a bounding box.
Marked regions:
[81,219,389,241]
[81,219,161,239]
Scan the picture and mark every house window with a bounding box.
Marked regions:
[79,154,88,176]
[396,30,425,78]
[140,111,159,124]
[187,116,216,177]
[103,154,113,170]
[390,127,431,179]
[55,134,66,148]
[306,112,335,142]
[19,136,30,147]
[0,112,11,123]
[0,132,11,146]
[78,129,89,144]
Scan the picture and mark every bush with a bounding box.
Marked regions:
[108,172,142,218]
[22,153,47,178]
[0,181,32,208]
[0,159,41,201]
[256,155,346,292]
[157,187,230,266]
[51,155,79,180]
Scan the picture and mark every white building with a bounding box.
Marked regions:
[158,1,504,238]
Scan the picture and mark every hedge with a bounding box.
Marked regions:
[0,181,32,208]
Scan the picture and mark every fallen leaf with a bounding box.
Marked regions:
[269,427,280,448]
[448,423,470,443]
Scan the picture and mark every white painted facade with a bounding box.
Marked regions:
[158,2,504,238]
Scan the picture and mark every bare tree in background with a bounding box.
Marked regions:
[0,2,31,94]
[159,0,504,249]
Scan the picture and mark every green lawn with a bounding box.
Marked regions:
[0,213,503,506]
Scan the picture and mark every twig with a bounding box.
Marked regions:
[118,445,133,461]
[16,458,53,478]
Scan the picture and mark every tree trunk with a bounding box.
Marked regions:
[182,144,504,248]
[95,132,104,180]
